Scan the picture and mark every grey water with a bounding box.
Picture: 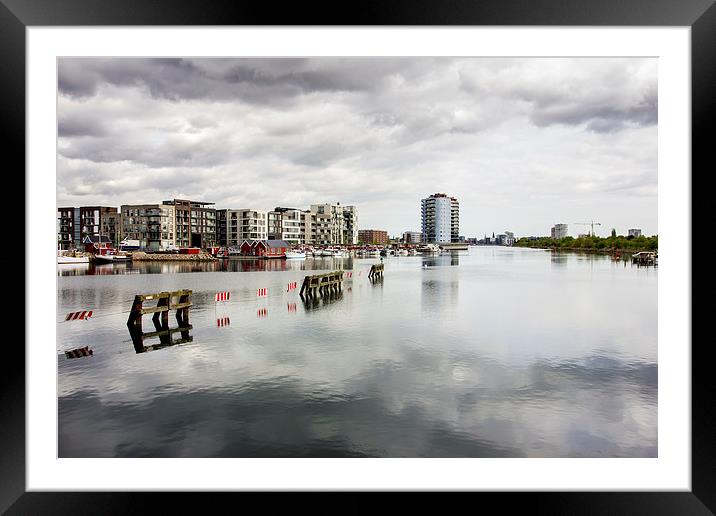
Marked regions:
[57,247,657,457]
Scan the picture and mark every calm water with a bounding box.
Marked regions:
[57,247,657,457]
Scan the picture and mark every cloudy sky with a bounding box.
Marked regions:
[57,57,657,238]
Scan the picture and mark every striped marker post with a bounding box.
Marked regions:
[215,291,230,302]
[287,302,296,313]
[217,316,230,327]
[65,310,93,321]
[346,271,352,278]
[286,281,297,292]
[257,288,268,297]
[257,307,268,318]
[64,346,93,358]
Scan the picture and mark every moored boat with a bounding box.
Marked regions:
[94,250,131,263]
[57,251,89,264]
[285,250,307,259]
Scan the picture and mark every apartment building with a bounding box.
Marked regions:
[216,208,268,247]
[551,224,568,239]
[162,199,216,248]
[402,231,422,244]
[309,203,358,245]
[358,229,389,245]
[119,203,176,251]
[421,193,459,243]
[267,207,306,245]
[57,206,119,250]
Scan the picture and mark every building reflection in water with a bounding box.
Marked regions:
[59,256,361,276]
[550,252,568,266]
[421,252,460,268]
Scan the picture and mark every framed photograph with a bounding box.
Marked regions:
[10,0,710,512]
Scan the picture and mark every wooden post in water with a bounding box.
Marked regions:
[126,289,193,353]
[368,263,384,279]
[299,271,344,299]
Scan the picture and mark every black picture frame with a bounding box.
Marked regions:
[6,0,710,513]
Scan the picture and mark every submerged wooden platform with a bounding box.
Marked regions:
[299,271,344,298]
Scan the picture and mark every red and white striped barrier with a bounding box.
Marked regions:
[65,310,93,321]
[287,302,296,313]
[257,307,267,317]
[215,291,230,302]
[286,281,297,292]
[217,316,230,327]
[65,346,93,358]
[257,288,268,297]
[345,271,353,278]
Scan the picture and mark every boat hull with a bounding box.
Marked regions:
[94,255,130,263]
[57,256,89,264]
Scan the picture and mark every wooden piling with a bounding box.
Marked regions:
[299,271,344,299]
[368,263,384,279]
[127,289,192,332]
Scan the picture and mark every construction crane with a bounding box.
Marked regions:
[574,220,602,237]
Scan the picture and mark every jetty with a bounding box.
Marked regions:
[126,289,193,353]
[368,263,384,279]
[299,271,344,299]
[127,289,192,331]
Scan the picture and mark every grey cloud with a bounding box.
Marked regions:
[530,91,658,132]
[58,115,108,137]
[58,57,421,105]
[59,134,232,169]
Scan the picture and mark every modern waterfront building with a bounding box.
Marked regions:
[216,208,268,247]
[628,228,642,238]
[162,199,216,248]
[309,203,358,245]
[342,205,358,245]
[358,229,389,245]
[402,231,422,244]
[421,193,459,243]
[551,223,568,239]
[119,199,215,250]
[267,207,308,245]
[119,203,177,251]
[57,206,119,250]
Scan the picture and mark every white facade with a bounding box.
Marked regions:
[268,208,305,245]
[421,193,459,243]
[551,224,568,239]
[219,209,267,246]
[309,203,357,244]
[628,228,642,238]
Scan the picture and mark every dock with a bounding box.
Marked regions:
[299,271,344,299]
[368,263,384,279]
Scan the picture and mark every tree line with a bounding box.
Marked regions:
[514,234,658,251]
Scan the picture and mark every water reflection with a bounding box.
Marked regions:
[550,252,567,266]
[129,323,193,353]
[421,278,459,314]
[301,290,344,311]
[58,256,366,276]
[58,246,657,458]
[421,252,460,268]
